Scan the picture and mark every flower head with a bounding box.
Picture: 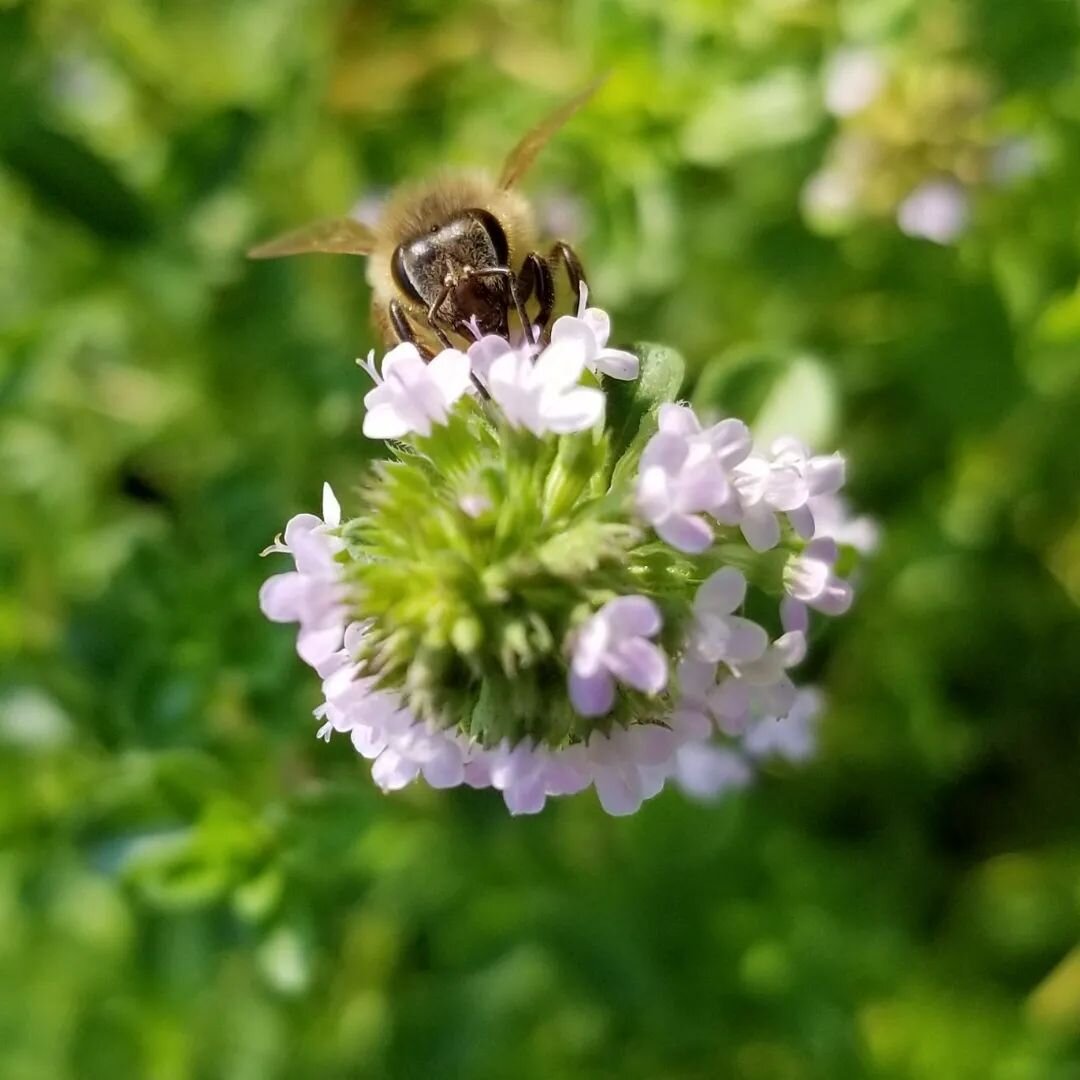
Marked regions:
[261,302,867,815]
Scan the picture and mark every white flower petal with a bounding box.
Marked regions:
[677,658,717,702]
[657,404,701,437]
[766,466,810,512]
[603,595,663,638]
[427,348,472,406]
[695,567,747,616]
[808,453,846,495]
[707,419,753,468]
[541,386,605,433]
[321,483,342,527]
[724,617,771,663]
[674,744,752,801]
[380,342,424,377]
[504,776,547,814]
[627,724,678,766]
[549,315,596,356]
[656,513,714,554]
[607,639,668,695]
[363,401,413,440]
[582,307,611,347]
[420,742,466,788]
[594,348,639,380]
[740,507,780,552]
[297,624,344,668]
[371,749,419,791]
[593,766,644,816]
[259,572,305,622]
[781,597,809,635]
[568,668,615,717]
[533,338,588,390]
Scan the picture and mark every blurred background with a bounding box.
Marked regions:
[2,0,1080,1076]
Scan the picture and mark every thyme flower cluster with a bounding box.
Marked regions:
[261,293,864,815]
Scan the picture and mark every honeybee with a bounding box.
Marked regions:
[248,80,602,356]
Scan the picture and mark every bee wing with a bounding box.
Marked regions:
[498,75,607,190]
[247,217,376,259]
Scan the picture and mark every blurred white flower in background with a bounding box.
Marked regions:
[897,179,970,244]
[823,47,886,117]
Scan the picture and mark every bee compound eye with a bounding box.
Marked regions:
[391,243,424,304]
[469,209,510,267]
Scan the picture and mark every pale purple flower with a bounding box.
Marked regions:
[657,404,754,471]
[770,437,846,535]
[808,493,879,553]
[463,725,681,817]
[671,743,753,801]
[706,627,806,735]
[362,343,472,439]
[897,180,969,244]
[732,439,845,550]
[731,455,807,551]
[586,726,673,816]
[743,687,822,763]
[259,484,348,671]
[472,739,591,815]
[465,334,519,383]
[689,568,769,667]
[568,596,668,717]
[485,337,605,435]
[824,47,886,117]
[783,537,854,617]
[317,640,470,792]
[670,687,823,802]
[636,405,748,553]
[550,284,639,380]
[486,741,552,814]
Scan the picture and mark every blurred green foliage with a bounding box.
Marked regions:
[2,0,1080,1076]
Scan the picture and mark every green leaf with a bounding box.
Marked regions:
[680,69,821,166]
[0,120,152,243]
[605,341,685,460]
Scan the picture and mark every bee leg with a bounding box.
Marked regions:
[425,285,456,350]
[519,253,556,342]
[388,299,433,359]
[466,267,535,347]
[549,241,587,308]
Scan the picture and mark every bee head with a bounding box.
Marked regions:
[391,209,512,337]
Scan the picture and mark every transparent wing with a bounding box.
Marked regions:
[247,217,376,259]
[498,75,607,190]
